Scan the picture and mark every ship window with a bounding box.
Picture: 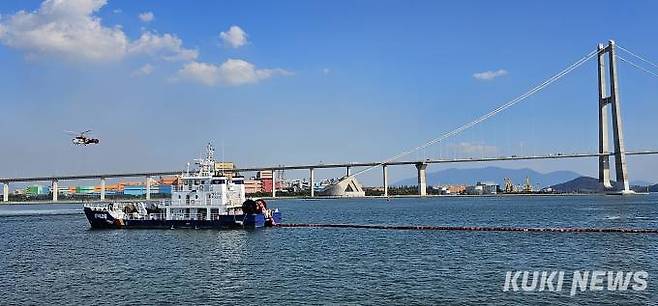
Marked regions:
[201,180,207,185]
[195,195,199,199]
[194,180,200,185]
[232,180,244,185]
[211,179,226,184]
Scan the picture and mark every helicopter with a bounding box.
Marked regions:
[66,130,100,145]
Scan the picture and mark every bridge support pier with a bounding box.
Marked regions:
[382,165,388,197]
[416,163,427,197]
[3,182,8,202]
[52,180,58,202]
[597,40,631,193]
[272,170,277,198]
[346,166,351,177]
[100,178,106,201]
[309,168,315,197]
[146,176,151,200]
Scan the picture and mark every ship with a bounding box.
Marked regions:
[83,143,281,229]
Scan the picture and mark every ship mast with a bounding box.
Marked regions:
[195,143,216,177]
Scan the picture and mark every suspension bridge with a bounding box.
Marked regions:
[2,40,658,201]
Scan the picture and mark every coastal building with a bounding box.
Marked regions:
[214,162,236,178]
[103,183,125,193]
[158,177,180,186]
[435,184,467,195]
[76,186,96,194]
[55,186,71,195]
[122,184,173,196]
[123,186,149,196]
[26,185,50,196]
[257,170,273,193]
[288,179,308,192]
[317,176,366,197]
[244,179,263,194]
[465,182,499,195]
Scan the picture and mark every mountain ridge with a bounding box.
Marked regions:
[393,166,581,187]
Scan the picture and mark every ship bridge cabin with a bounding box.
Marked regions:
[165,144,246,221]
[168,174,246,221]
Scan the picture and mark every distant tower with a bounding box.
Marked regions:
[597,40,631,193]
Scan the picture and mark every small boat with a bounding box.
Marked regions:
[83,144,281,229]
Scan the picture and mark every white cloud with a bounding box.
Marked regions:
[448,142,498,155]
[0,0,195,62]
[129,31,198,61]
[138,11,154,23]
[473,69,508,81]
[131,63,153,77]
[322,68,330,75]
[177,59,291,86]
[219,25,247,48]
[0,0,128,61]
[112,9,122,14]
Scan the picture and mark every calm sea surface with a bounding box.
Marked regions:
[1,195,658,305]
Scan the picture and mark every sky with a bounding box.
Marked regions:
[1,0,658,186]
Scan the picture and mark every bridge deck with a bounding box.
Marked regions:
[1,151,658,183]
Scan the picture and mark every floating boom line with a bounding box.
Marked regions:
[278,223,658,234]
[352,48,599,177]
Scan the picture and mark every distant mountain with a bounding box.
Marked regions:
[550,176,608,193]
[550,176,654,193]
[393,166,581,187]
[631,180,654,186]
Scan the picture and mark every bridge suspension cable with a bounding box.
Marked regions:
[616,44,658,79]
[352,48,599,178]
[618,45,658,70]
[617,55,658,79]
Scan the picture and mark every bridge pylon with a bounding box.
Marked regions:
[597,40,631,193]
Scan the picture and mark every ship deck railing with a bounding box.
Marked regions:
[122,213,245,221]
[84,200,167,209]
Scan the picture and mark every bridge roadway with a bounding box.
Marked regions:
[2,150,658,183]
[2,150,658,201]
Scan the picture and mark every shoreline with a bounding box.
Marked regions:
[0,192,651,205]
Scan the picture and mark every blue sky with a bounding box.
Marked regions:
[1,0,658,185]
